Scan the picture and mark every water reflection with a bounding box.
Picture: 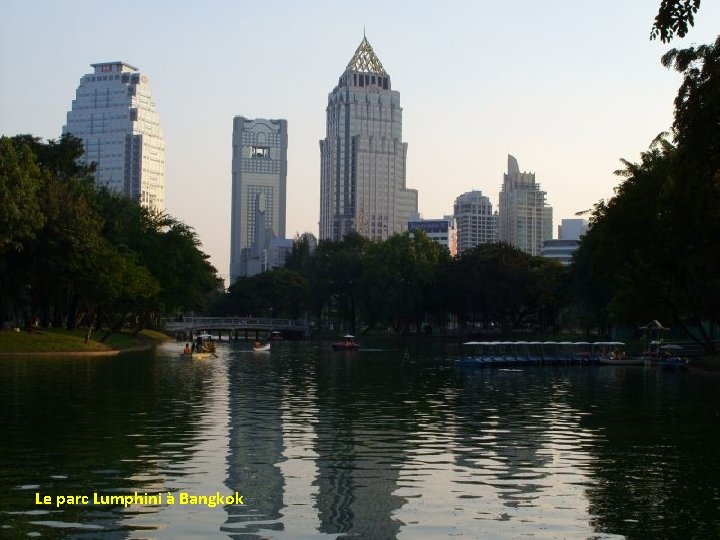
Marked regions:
[2,341,720,538]
[223,349,285,536]
[313,350,409,538]
[579,367,720,538]
[0,347,224,538]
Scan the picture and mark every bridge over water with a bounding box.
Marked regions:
[162,317,312,339]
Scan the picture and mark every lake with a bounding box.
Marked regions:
[1,339,719,539]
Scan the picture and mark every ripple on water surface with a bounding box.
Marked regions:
[1,343,719,538]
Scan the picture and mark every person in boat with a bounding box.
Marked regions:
[196,336,204,352]
[253,340,262,349]
[183,343,191,354]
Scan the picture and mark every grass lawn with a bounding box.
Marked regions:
[0,327,171,353]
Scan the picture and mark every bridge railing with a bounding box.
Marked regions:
[161,317,311,331]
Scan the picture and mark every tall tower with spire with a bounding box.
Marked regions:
[319,35,418,241]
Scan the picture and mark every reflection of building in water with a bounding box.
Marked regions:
[314,363,408,537]
[221,351,412,537]
[222,360,285,536]
[453,372,558,506]
[446,371,599,534]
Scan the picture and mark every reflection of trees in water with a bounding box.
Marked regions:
[0,351,216,537]
[223,357,285,537]
[570,368,720,538]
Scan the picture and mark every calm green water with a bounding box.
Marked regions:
[1,340,719,539]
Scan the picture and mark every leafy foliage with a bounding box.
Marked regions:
[0,135,219,335]
[0,138,46,254]
[215,231,566,336]
[651,0,701,42]
[360,231,451,332]
[225,267,309,319]
[574,36,720,352]
[446,243,563,333]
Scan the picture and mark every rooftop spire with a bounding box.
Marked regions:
[345,35,386,75]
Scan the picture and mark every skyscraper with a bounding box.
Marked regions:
[453,190,498,254]
[498,155,553,256]
[63,61,165,211]
[319,35,418,241]
[230,116,288,282]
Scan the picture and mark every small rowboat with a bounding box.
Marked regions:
[332,335,360,351]
[180,352,212,360]
[253,342,271,352]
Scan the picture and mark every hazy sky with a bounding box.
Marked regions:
[2,1,718,283]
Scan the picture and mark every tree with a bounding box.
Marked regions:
[360,231,450,333]
[0,137,46,325]
[659,36,720,349]
[445,243,564,334]
[651,0,701,42]
[17,136,105,328]
[93,190,220,326]
[285,233,314,278]
[74,242,159,342]
[572,137,678,330]
[225,268,309,319]
[307,233,367,332]
[0,138,45,254]
[574,36,720,351]
[1,133,219,335]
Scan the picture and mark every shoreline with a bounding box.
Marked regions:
[0,328,172,357]
[0,343,158,358]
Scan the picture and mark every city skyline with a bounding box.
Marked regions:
[2,1,718,282]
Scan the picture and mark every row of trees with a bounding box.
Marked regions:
[0,134,219,339]
[217,232,566,335]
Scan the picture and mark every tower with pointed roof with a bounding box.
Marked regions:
[319,35,418,241]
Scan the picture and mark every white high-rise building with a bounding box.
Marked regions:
[63,62,165,211]
[498,155,553,256]
[453,190,497,254]
[230,116,288,282]
[319,35,418,241]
